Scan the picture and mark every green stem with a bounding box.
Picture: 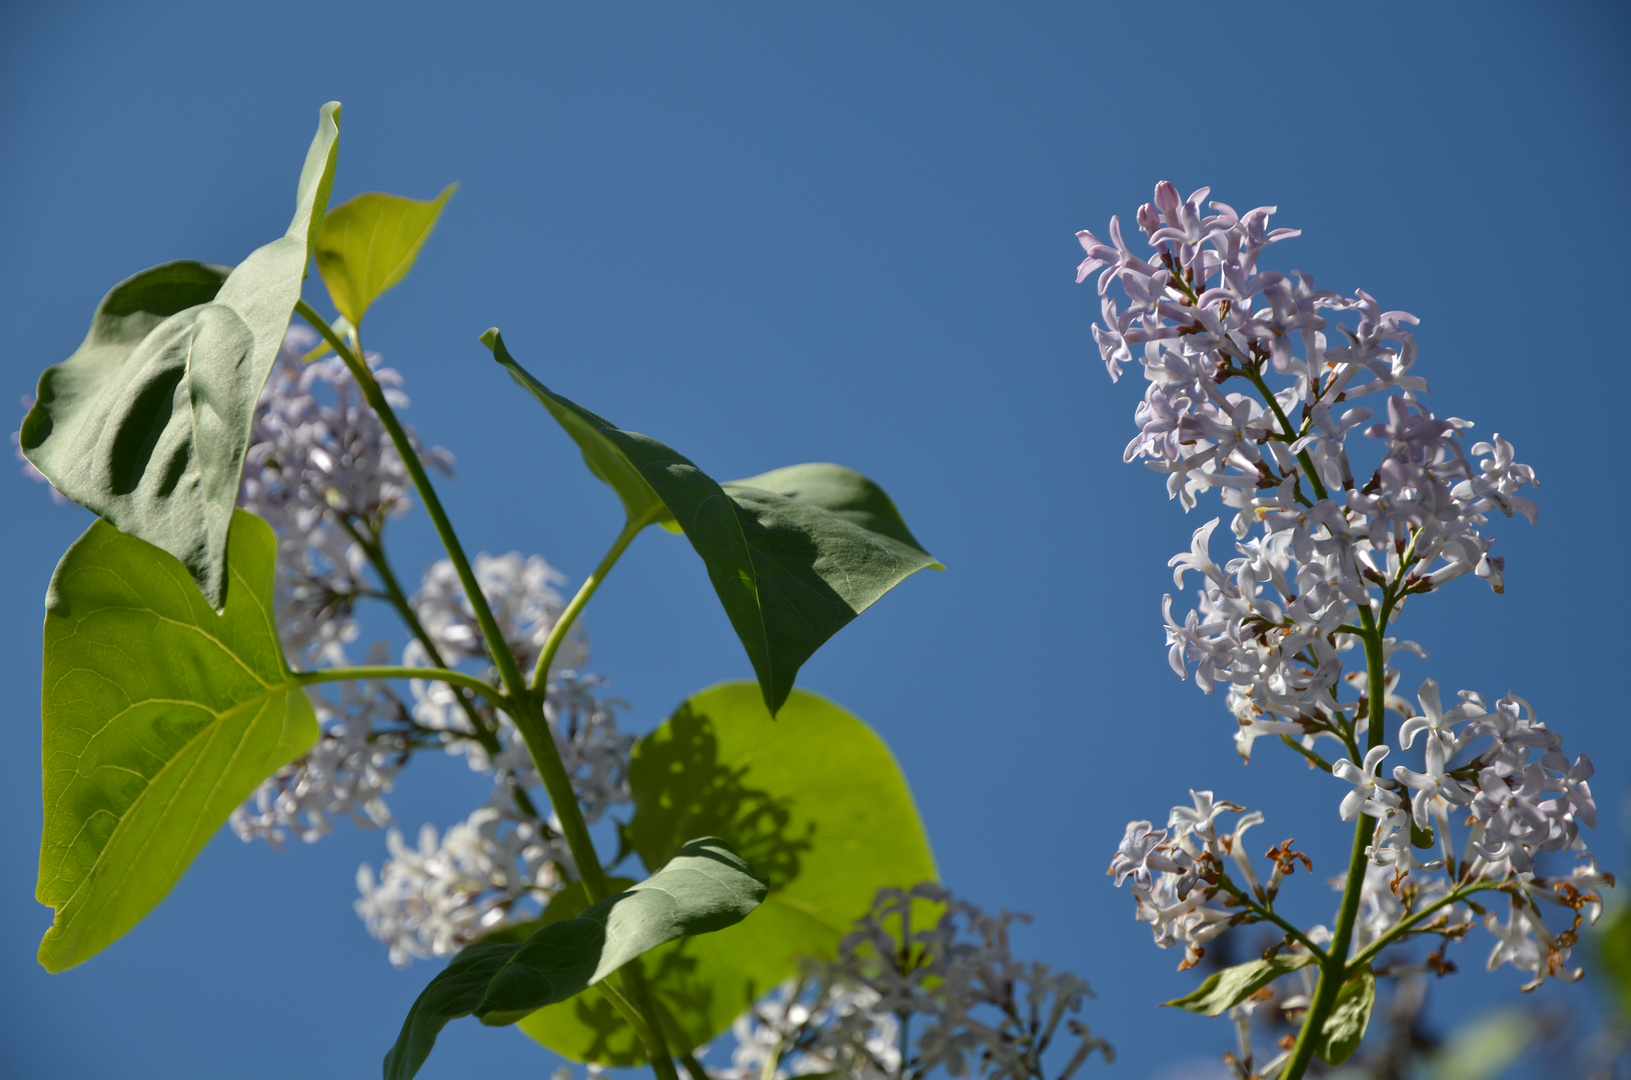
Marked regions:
[1214,877,1329,961]
[621,962,681,1080]
[296,301,670,1073]
[1278,733,1332,773]
[530,507,659,693]
[675,1048,710,1080]
[336,517,498,745]
[296,301,532,703]
[595,977,674,1080]
[1279,628,1388,1080]
[1244,367,1330,503]
[1347,882,1501,971]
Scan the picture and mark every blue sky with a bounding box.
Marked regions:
[1,3,1627,1078]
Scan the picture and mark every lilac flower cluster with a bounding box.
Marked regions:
[240,326,453,666]
[714,886,1111,1080]
[1087,185,1609,1044]
[1079,185,1535,759]
[225,328,634,965]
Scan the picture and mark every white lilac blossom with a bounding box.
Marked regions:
[240,326,453,666]
[353,795,575,968]
[403,555,632,820]
[719,885,1111,1080]
[1093,186,1610,1046]
[230,644,410,847]
[706,980,902,1080]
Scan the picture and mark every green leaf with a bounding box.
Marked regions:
[1163,954,1316,1016]
[384,838,767,1080]
[1429,1008,1535,1080]
[1316,968,1375,1066]
[35,510,318,972]
[521,683,937,1064]
[1595,904,1631,1020]
[20,101,341,609]
[313,184,455,326]
[484,328,676,531]
[474,877,638,946]
[482,331,940,715]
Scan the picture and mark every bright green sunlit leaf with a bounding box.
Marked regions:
[36,510,318,972]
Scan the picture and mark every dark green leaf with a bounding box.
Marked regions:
[1316,968,1375,1065]
[314,185,455,326]
[1164,954,1316,1016]
[482,331,940,715]
[20,102,341,609]
[483,328,675,531]
[384,838,766,1080]
[36,510,318,972]
[522,683,937,1064]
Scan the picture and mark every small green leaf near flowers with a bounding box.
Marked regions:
[1163,954,1316,1016]
[384,837,768,1080]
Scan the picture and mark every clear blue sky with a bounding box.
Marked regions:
[2,3,1627,1078]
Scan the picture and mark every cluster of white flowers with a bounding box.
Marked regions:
[715,885,1111,1080]
[223,327,635,966]
[353,795,575,967]
[1079,183,1536,760]
[1088,184,1611,1072]
[708,980,901,1080]
[230,644,409,847]
[240,325,453,666]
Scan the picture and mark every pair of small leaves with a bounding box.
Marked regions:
[484,330,942,716]
[36,510,317,972]
[384,838,768,1080]
[1166,956,1373,1066]
[520,682,938,1063]
[20,103,341,610]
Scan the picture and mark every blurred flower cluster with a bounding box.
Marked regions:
[1085,184,1610,1073]
[710,885,1111,1080]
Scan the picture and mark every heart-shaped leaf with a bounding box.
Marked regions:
[1317,968,1375,1065]
[314,184,455,326]
[20,101,341,609]
[384,838,767,1080]
[1164,954,1317,1016]
[482,331,940,715]
[35,510,318,972]
[521,683,937,1064]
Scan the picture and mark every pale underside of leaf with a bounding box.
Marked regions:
[20,102,340,609]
